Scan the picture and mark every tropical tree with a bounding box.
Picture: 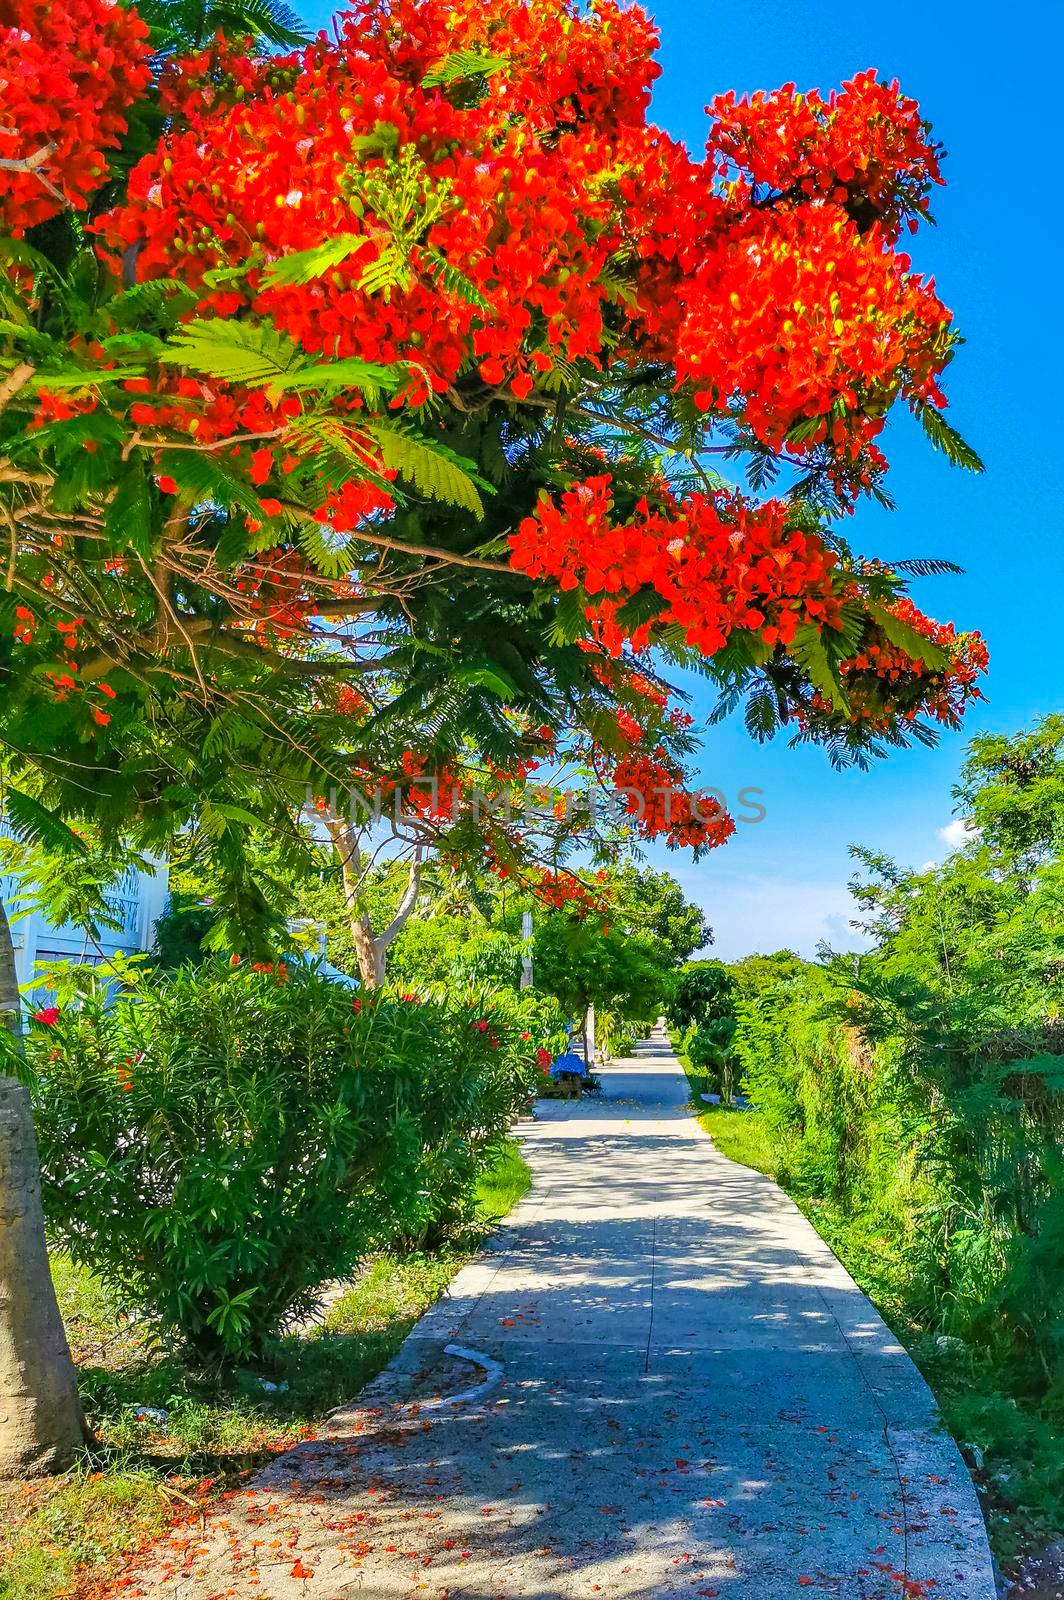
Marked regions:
[609,864,712,965]
[532,909,671,1059]
[668,958,735,1032]
[0,0,990,1473]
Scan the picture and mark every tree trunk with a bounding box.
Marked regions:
[325,818,424,990]
[0,891,87,1477]
[325,817,383,988]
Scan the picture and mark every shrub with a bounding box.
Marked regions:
[686,1015,739,1098]
[666,960,735,1032]
[12,963,544,1360]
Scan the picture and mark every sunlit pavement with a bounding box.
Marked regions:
[122,1031,997,1599]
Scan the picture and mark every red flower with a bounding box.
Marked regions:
[33,1007,60,1027]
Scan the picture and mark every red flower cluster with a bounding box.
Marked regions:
[708,71,943,244]
[0,0,150,233]
[87,0,957,502]
[532,870,604,914]
[610,748,735,851]
[510,476,841,656]
[831,597,988,729]
[400,752,464,822]
[99,0,664,417]
[665,207,952,455]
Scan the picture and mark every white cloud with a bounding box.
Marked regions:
[938,817,978,852]
[665,865,871,963]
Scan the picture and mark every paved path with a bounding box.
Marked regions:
[124,1038,997,1600]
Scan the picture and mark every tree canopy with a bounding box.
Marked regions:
[0,0,989,946]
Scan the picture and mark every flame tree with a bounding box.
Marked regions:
[0,0,987,1472]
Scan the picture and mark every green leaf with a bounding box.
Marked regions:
[282,356,399,400]
[156,448,266,523]
[868,603,949,670]
[791,624,850,714]
[3,791,88,858]
[421,248,491,311]
[160,318,305,393]
[458,665,517,698]
[363,424,486,517]
[30,365,149,390]
[421,48,509,88]
[105,464,154,558]
[260,234,368,291]
[295,518,356,579]
[912,401,985,473]
[104,277,199,332]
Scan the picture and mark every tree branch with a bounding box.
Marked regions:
[378,846,424,950]
[0,364,36,414]
[277,500,514,574]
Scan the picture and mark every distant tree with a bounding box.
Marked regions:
[668,959,735,1032]
[728,950,811,1000]
[533,910,670,1062]
[611,865,712,966]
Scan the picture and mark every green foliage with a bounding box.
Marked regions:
[723,717,1064,1559]
[666,959,735,1031]
[912,400,986,473]
[151,892,215,968]
[421,48,510,89]
[12,963,540,1359]
[532,909,671,1025]
[609,863,712,965]
[363,423,488,516]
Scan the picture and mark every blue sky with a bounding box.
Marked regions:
[636,0,1064,956]
[305,0,1062,957]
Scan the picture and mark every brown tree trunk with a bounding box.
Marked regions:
[324,818,424,990]
[0,892,87,1477]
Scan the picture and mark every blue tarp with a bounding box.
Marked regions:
[550,1050,588,1078]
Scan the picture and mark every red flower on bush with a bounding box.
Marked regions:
[32,1006,60,1027]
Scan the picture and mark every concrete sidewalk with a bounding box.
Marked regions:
[125,1038,998,1599]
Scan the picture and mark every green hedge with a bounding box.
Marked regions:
[12,963,556,1360]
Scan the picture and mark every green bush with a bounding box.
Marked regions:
[686,1015,739,1098]
[12,963,545,1361]
[666,960,735,1033]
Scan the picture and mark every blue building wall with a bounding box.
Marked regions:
[2,858,169,1001]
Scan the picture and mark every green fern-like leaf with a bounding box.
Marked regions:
[260,234,368,291]
[421,48,509,88]
[867,603,948,669]
[105,463,154,558]
[283,356,399,402]
[791,624,850,714]
[296,519,356,579]
[156,448,266,523]
[889,556,965,577]
[357,241,414,298]
[912,401,985,473]
[104,277,199,332]
[421,248,491,311]
[3,791,88,858]
[363,424,487,516]
[160,318,305,392]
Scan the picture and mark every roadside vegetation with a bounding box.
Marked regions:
[669,717,1064,1576]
